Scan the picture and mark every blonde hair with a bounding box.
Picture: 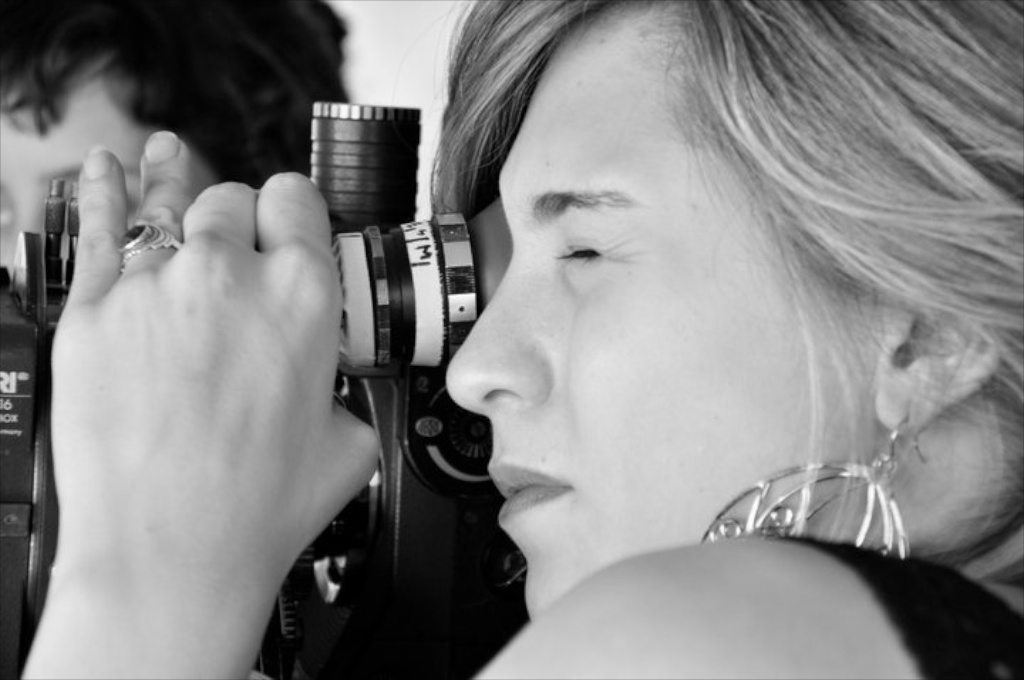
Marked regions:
[434,0,1024,583]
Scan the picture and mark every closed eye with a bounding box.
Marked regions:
[558,248,601,262]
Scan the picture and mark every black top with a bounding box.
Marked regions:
[799,539,1023,680]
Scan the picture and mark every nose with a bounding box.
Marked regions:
[446,255,553,418]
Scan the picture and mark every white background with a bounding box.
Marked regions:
[327,1,469,220]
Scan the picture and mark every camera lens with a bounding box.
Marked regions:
[311,103,477,369]
[310,102,420,228]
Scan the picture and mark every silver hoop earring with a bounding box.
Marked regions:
[702,422,909,559]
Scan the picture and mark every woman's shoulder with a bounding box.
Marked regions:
[479,539,921,679]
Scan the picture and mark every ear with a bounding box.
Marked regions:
[873,312,1000,431]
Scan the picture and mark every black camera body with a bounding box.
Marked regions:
[0,235,59,680]
[0,103,528,680]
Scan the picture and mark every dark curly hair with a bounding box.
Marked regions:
[0,0,348,186]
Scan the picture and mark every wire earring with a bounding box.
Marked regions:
[702,421,910,559]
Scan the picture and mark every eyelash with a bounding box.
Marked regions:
[558,247,601,262]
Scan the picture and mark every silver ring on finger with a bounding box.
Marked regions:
[119,223,182,272]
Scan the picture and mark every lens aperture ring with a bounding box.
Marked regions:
[401,220,446,366]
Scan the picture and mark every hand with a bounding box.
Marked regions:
[25,132,379,678]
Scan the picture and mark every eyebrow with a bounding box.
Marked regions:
[530,189,635,224]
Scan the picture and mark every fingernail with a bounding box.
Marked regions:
[145,131,181,163]
[82,146,111,179]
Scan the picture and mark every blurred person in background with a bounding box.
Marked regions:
[0,0,349,271]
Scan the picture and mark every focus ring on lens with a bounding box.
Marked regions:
[434,214,476,358]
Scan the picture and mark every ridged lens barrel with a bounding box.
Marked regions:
[310,102,421,230]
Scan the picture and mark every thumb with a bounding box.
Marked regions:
[309,406,381,527]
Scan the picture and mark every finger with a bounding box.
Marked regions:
[123,132,196,273]
[65,147,129,307]
[181,182,258,249]
[311,406,380,525]
[255,173,331,253]
[136,131,195,239]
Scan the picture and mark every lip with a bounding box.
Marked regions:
[491,464,572,523]
[498,484,571,523]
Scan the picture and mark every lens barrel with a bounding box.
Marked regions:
[310,103,477,370]
[310,102,421,230]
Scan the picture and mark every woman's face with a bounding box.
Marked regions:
[0,77,217,271]
[447,11,823,614]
